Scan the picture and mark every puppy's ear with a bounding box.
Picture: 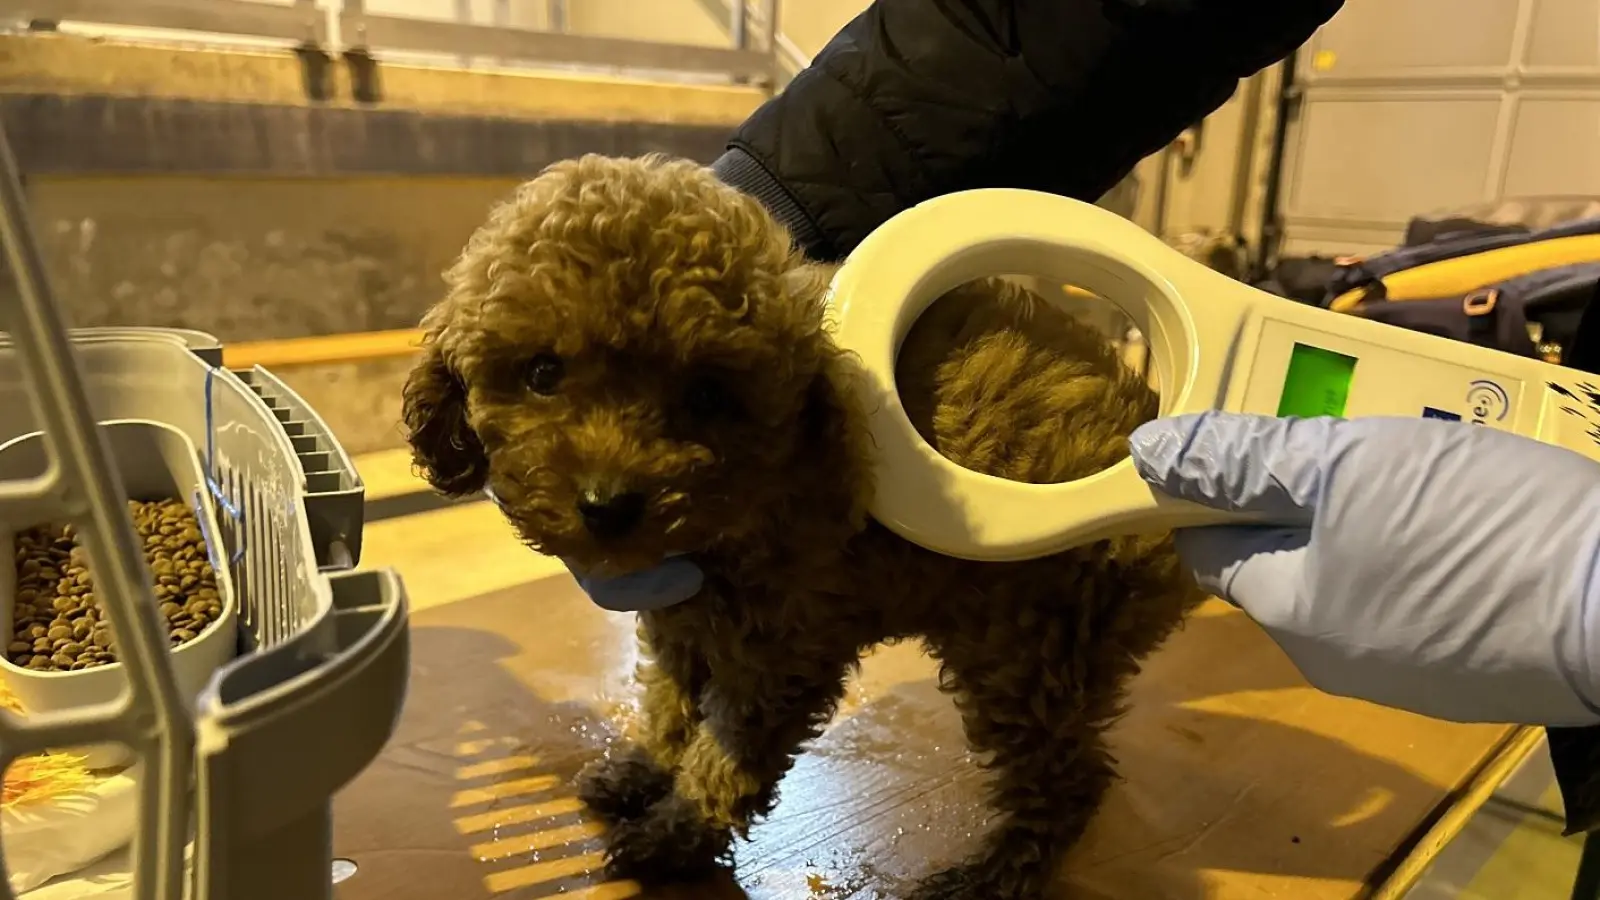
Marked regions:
[402,346,489,497]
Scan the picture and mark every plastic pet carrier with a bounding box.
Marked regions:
[0,119,409,900]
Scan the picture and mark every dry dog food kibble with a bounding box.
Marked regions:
[9,499,222,672]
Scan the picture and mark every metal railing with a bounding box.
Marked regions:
[0,0,798,87]
[340,0,774,82]
[689,0,807,80]
[0,0,326,43]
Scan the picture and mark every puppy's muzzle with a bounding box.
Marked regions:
[577,487,647,540]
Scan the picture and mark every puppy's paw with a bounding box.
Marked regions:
[577,746,675,825]
[600,791,734,884]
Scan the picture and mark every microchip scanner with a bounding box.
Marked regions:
[823,189,1600,562]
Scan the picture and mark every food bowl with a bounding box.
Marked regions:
[0,419,239,768]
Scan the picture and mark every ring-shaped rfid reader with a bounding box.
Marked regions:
[823,189,1600,561]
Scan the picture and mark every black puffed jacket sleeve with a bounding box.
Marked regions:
[712,0,1345,261]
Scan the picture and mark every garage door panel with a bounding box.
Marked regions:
[1504,98,1600,195]
[1288,97,1501,223]
[1309,0,1519,74]
[1526,0,1600,68]
[1282,0,1600,255]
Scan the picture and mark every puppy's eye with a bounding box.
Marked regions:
[523,353,565,395]
[685,374,742,422]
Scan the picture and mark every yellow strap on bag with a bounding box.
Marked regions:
[1328,234,1600,312]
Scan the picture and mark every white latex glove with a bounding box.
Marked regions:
[1129,412,1600,726]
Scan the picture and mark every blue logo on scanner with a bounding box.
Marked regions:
[1421,407,1461,421]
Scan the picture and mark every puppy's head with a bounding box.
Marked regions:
[403,155,862,576]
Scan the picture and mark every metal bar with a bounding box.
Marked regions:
[340,0,365,48]
[761,0,778,51]
[341,12,772,78]
[1225,71,1266,240]
[492,0,510,67]
[0,0,327,43]
[453,0,473,67]
[764,0,789,84]
[689,0,808,77]
[1254,49,1300,279]
[730,0,747,50]
[774,29,807,77]
[1151,146,1175,241]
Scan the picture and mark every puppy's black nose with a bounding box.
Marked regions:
[577,489,646,539]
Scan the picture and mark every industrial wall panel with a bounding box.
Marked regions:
[1279,0,1600,255]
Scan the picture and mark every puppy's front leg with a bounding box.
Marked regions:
[634,614,710,768]
[599,651,855,882]
[578,621,706,826]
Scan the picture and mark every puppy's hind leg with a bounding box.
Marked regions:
[599,650,856,883]
[578,624,706,825]
[913,632,1124,900]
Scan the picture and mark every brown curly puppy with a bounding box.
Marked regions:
[402,154,1205,900]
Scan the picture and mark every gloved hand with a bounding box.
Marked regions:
[1129,411,1600,727]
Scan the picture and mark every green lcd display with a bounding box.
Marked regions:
[1276,343,1357,418]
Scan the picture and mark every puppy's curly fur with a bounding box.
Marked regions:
[403,155,1205,899]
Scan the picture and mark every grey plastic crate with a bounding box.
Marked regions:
[0,120,408,900]
[231,367,366,571]
[0,327,223,368]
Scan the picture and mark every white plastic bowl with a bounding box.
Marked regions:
[0,419,239,768]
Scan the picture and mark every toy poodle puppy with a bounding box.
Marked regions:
[401,154,1205,899]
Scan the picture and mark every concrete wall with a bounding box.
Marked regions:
[30,175,516,341]
[4,33,758,341]
[3,32,764,456]
[24,173,470,453]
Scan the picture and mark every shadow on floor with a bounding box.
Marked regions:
[1405,738,1584,900]
[333,581,1498,900]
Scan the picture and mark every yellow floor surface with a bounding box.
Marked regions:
[343,448,1536,900]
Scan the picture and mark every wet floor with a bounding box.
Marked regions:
[334,453,1512,900]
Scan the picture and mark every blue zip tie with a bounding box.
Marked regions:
[203,366,246,565]
[191,488,225,574]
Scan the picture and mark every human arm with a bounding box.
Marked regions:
[714,0,1346,261]
[1128,411,1600,726]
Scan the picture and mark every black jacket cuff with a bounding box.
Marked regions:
[711,147,828,260]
